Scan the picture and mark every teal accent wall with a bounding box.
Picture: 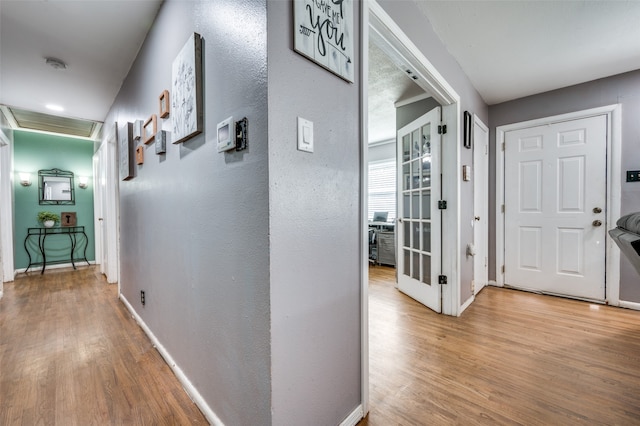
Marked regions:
[13,131,95,269]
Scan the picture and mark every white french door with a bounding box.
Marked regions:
[504,115,607,300]
[397,107,442,313]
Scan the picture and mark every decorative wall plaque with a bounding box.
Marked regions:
[293,0,354,83]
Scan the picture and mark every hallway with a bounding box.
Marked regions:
[361,265,640,425]
[0,267,207,425]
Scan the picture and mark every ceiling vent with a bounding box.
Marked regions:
[0,105,102,140]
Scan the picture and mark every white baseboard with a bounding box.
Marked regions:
[340,404,364,426]
[459,295,475,315]
[619,300,640,311]
[16,261,96,274]
[488,280,499,287]
[119,293,224,426]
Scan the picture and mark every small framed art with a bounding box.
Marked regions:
[143,114,157,144]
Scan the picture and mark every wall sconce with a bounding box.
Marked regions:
[19,172,32,186]
[78,176,89,189]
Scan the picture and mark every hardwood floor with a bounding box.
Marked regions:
[0,266,207,425]
[361,265,640,425]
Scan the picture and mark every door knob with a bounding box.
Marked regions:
[592,220,602,227]
[593,207,602,214]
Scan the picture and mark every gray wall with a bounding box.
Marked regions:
[489,69,640,303]
[267,1,363,424]
[104,1,272,424]
[368,140,395,163]
[378,0,489,307]
[396,97,441,130]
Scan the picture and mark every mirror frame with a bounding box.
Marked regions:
[38,168,75,205]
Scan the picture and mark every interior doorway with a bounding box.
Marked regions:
[362,0,462,418]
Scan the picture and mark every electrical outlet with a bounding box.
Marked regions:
[627,170,640,182]
[140,290,145,306]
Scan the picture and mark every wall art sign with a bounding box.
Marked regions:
[172,32,203,144]
[118,122,134,181]
[294,0,354,83]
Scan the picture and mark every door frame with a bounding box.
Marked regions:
[94,133,120,286]
[495,104,622,305]
[0,125,14,291]
[473,115,489,296]
[360,0,462,419]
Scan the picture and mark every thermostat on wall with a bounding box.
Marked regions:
[217,116,235,152]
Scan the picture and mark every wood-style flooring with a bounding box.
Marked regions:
[360,265,640,425]
[0,266,207,425]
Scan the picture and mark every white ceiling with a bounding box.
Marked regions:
[2,1,640,141]
[414,0,640,105]
[0,0,162,123]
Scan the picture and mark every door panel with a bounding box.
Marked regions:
[504,115,607,300]
[473,116,489,295]
[397,107,441,312]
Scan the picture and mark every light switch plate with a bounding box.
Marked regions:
[297,117,313,153]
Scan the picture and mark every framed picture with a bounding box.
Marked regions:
[143,114,157,144]
[172,33,203,144]
[293,0,354,83]
[159,90,170,119]
[155,130,167,154]
[118,122,134,181]
[136,145,144,165]
[60,212,77,227]
[133,119,143,141]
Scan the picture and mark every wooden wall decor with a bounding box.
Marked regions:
[136,145,144,165]
[143,114,157,145]
[159,90,170,119]
[60,212,77,227]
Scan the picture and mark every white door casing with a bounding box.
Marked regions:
[504,115,607,301]
[473,115,489,295]
[397,107,442,313]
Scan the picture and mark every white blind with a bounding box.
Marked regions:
[368,160,396,222]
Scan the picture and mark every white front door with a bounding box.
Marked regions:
[397,107,442,312]
[473,115,489,295]
[504,115,607,300]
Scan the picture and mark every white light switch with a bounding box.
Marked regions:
[297,117,313,153]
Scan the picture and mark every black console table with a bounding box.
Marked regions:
[24,226,90,274]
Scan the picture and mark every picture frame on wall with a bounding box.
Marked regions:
[293,0,354,83]
[159,90,170,119]
[143,114,157,145]
[172,33,203,144]
[118,121,134,181]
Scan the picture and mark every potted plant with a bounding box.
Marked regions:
[38,211,60,228]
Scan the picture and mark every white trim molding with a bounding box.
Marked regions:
[340,405,364,426]
[619,300,640,311]
[119,294,225,426]
[495,104,622,305]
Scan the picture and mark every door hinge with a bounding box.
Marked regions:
[502,142,505,151]
[438,124,447,135]
[438,200,447,210]
[438,275,448,284]
[501,265,505,274]
[501,204,505,213]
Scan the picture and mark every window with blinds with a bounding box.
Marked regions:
[368,159,396,222]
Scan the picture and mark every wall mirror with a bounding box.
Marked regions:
[39,168,75,205]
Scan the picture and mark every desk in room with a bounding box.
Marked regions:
[24,226,90,274]
[369,222,396,267]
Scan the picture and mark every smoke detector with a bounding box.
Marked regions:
[45,57,67,70]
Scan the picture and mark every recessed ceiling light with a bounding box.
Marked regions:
[45,57,67,70]
[46,104,64,112]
